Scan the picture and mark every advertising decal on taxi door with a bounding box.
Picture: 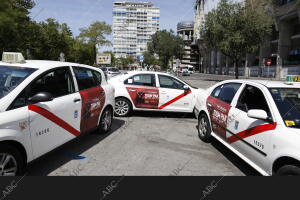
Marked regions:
[207,96,231,140]
[79,86,105,133]
[126,86,159,109]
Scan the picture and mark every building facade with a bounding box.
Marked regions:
[113,1,160,59]
[194,0,300,78]
[177,21,200,69]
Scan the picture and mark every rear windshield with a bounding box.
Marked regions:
[0,66,36,99]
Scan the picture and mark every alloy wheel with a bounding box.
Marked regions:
[115,100,129,116]
[0,153,18,176]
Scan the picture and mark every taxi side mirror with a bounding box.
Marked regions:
[183,85,190,91]
[247,109,268,121]
[28,92,53,103]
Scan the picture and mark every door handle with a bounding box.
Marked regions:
[207,103,213,107]
[228,115,236,122]
[74,99,81,103]
[129,89,136,92]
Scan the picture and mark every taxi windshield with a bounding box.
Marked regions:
[0,66,36,99]
[269,88,300,129]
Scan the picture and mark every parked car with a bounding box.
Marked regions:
[182,68,191,76]
[194,78,300,176]
[0,52,115,176]
[108,71,202,117]
[101,67,121,79]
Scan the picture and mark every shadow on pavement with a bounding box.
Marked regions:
[132,111,195,119]
[27,118,126,176]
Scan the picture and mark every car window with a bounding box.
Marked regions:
[211,85,223,99]
[92,70,102,85]
[8,90,28,110]
[124,74,156,87]
[108,68,119,72]
[237,85,270,114]
[269,88,300,128]
[158,75,185,90]
[73,67,99,90]
[29,67,75,99]
[0,65,36,100]
[211,83,242,104]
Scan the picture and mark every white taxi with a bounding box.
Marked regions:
[108,71,201,116]
[0,53,115,176]
[194,77,300,176]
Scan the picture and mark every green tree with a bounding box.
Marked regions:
[117,56,136,68]
[143,51,160,67]
[32,18,74,61]
[0,0,35,54]
[201,0,272,79]
[78,21,112,64]
[147,30,184,70]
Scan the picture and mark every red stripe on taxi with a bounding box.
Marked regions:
[28,105,81,137]
[227,123,277,144]
[159,90,192,110]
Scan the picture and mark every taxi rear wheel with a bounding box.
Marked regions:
[198,113,212,143]
[276,165,300,176]
[115,98,132,117]
[0,144,24,176]
[98,107,113,134]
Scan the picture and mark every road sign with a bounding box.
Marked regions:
[266,59,272,66]
[96,54,111,65]
[138,55,144,62]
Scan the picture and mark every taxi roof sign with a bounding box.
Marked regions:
[285,75,300,85]
[2,52,25,64]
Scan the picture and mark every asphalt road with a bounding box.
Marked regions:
[27,73,259,176]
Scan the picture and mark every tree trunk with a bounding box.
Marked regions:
[234,61,239,79]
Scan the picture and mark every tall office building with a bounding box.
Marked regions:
[113,1,160,59]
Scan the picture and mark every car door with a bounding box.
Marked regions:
[207,83,242,140]
[157,74,193,112]
[73,67,106,133]
[226,84,276,169]
[28,67,82,158]
[124,74,159,109]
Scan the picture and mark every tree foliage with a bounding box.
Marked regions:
[0,1,112,66]
[201,0,272,78]
[143,51,160,67]
[147,30,184,70]
[78,21,112,64]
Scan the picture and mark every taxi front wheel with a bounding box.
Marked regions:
[198,113,212,143]
[0,144,25,176]
[276,165,300,176]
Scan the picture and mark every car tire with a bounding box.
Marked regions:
[0,144,25,176]
[276,165,300,176]
[115,98,132,117]
[198,113,212,143]
[98,107,113,134]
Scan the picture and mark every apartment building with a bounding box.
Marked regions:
[194,0,300,78]
[112,1,160,59]
[177,21,200,69]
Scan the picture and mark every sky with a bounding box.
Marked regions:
[29,0,221,51]
[29,0,202,36]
